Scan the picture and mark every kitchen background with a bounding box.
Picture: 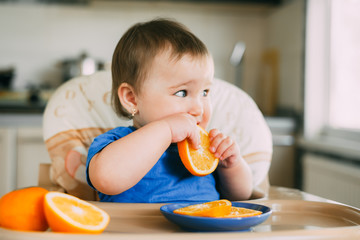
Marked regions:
[0,0,303,110]
[1,0,358,207]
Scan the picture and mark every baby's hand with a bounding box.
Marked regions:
[208,129,240,168]
[161,113,200,149]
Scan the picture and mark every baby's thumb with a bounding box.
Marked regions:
[188,128,201,150]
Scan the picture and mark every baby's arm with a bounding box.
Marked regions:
[209,129,253,200]
[88,113,200,195]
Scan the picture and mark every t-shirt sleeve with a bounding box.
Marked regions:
[85,127,134,189]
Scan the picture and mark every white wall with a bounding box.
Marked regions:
[0,2,265,90]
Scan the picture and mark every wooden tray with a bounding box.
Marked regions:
[1,200,360,239]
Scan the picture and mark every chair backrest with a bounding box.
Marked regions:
[43,71,272,200]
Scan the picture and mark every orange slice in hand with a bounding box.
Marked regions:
[173,199,231,217]
[177,125,219,176]
[222,206,262,218]
[44,192,110,234]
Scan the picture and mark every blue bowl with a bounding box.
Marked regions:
[160,202,272,232]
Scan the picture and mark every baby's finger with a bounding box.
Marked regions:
[216,137,234,160]
[208,129,220,141]
[209,131,225,153]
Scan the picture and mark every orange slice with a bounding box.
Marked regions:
[173,199,231,217]
[177,125,219,176]
[44,192,110,234]
[222,206,262,218]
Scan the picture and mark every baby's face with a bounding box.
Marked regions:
[133,51,214,129]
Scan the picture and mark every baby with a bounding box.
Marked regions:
[86,18,252,203]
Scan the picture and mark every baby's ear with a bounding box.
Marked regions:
[117,83,137,114]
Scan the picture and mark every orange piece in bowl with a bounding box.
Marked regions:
[222,206,262,218]
[173,199,231,217]
[177,125,219,176]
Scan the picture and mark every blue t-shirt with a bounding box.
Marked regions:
[86,126,220,203]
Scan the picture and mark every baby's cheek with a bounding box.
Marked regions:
[201,103,212,128]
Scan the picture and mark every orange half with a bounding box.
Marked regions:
[177,125,219,176]
[44,192,110,234]
[173,199,232,217]
[0,187,48,232]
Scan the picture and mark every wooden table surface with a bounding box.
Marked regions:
[1,187,360,239]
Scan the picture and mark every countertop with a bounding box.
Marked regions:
[0,90,52,114]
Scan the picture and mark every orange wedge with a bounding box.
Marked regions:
[177,125,219,176]
[44,192,110,234]
[221,206,262,218]
[173,199,231,217]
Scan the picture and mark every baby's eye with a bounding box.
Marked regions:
[202,89,210,97]
[174,90,187,97]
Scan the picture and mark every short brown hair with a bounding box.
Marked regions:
[111,18,210,119]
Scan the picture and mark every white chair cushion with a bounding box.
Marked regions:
[43,71,272,200]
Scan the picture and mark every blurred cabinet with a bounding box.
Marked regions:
[0,127,51,197]
[266,117,296,188]
[269,144,295,187]
[302,153,360,208]
[17,128,51,189]
[0,128,17,196]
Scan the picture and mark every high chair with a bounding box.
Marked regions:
[42,71,272,200]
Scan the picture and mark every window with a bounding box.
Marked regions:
[304,0,360,153]
[328,0,360,131]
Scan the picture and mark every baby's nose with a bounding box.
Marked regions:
[189,100,203,117]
